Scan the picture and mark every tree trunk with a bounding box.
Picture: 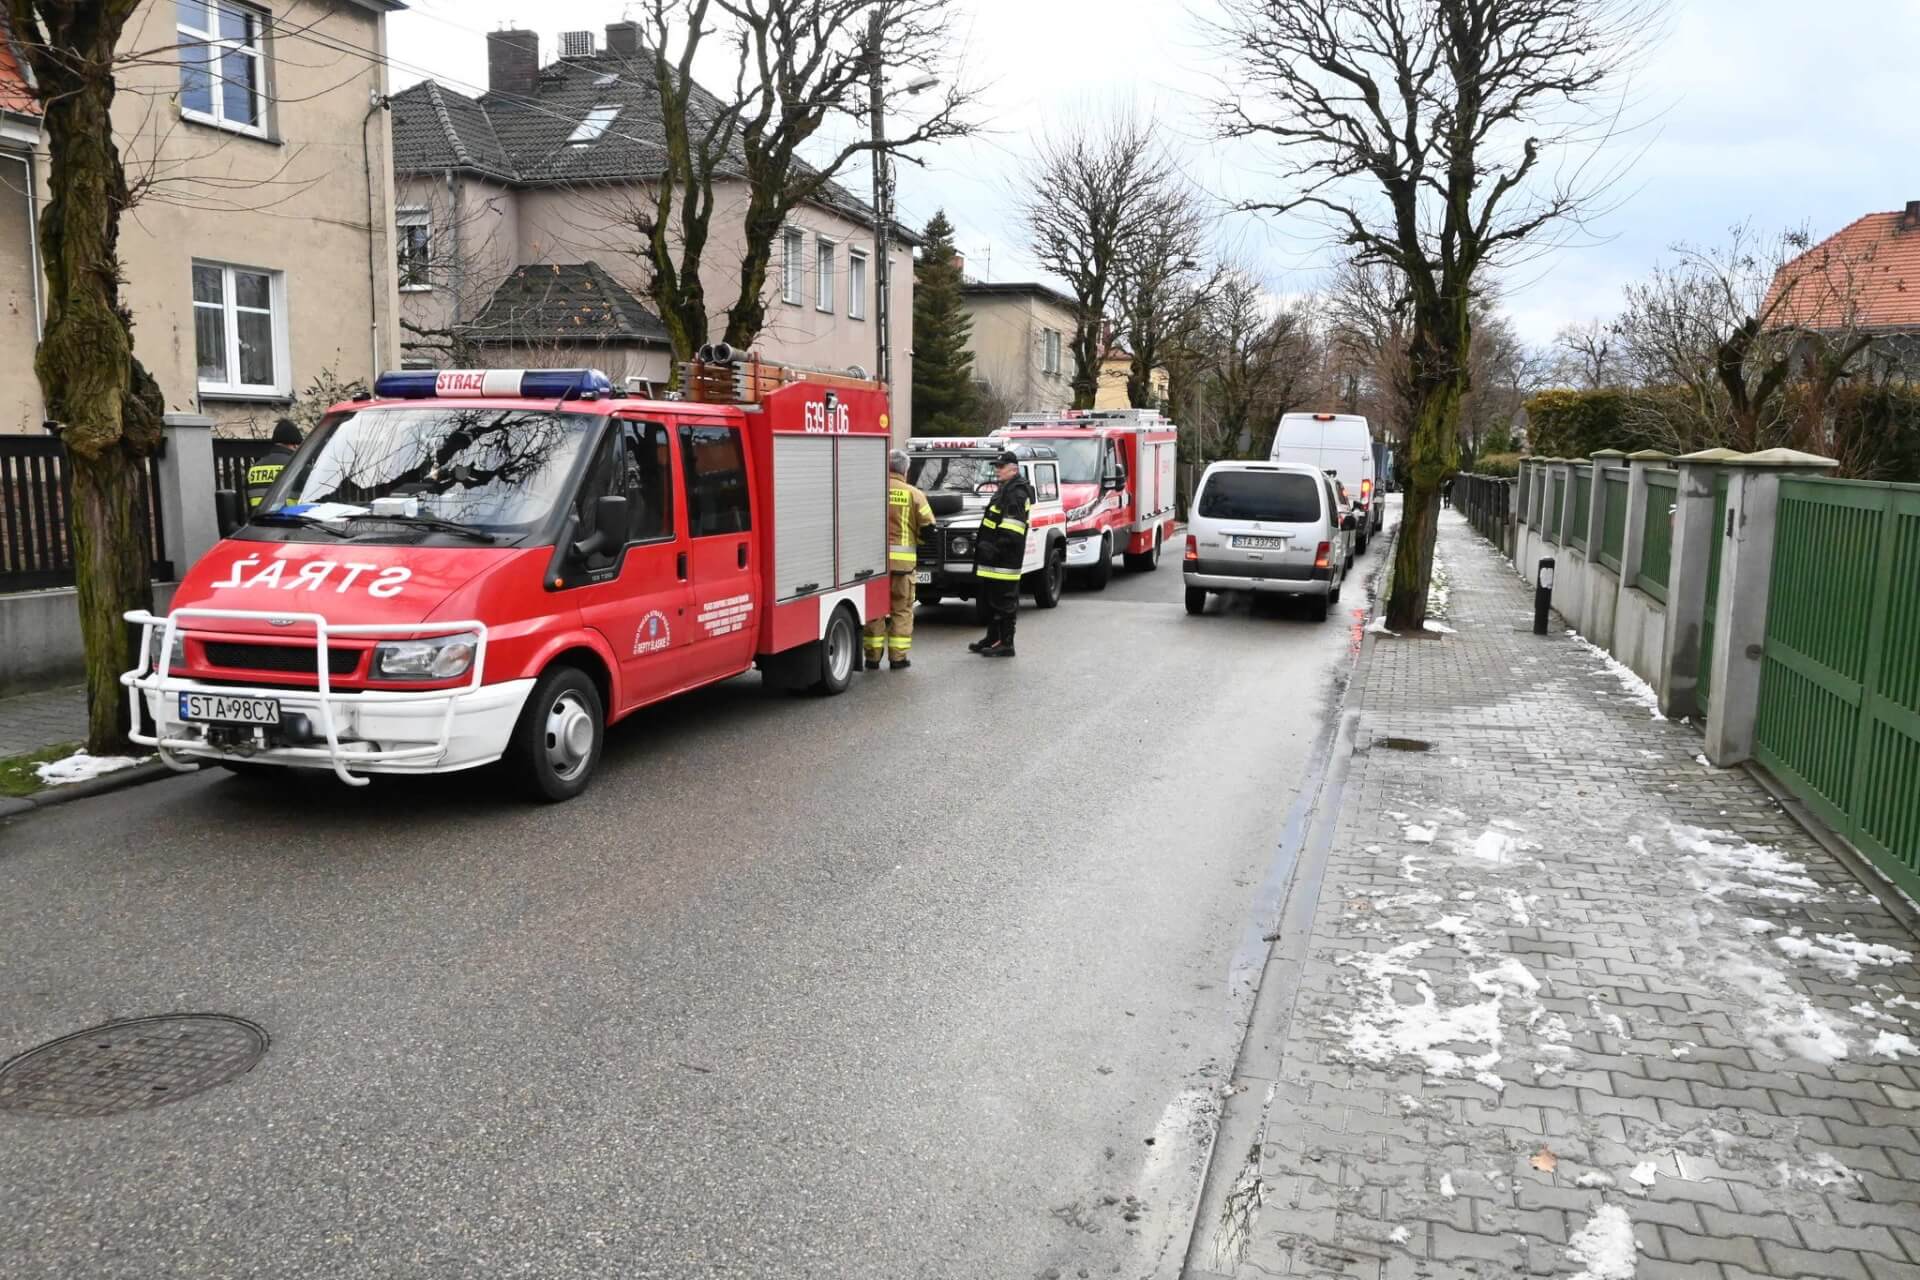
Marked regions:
[1384,335,1466,633]
[19,0,161,755]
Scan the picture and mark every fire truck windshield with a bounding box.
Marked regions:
[909,454,1000,494]
[259,405,596,539]
[1044,438,1103,485]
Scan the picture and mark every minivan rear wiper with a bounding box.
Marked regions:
[345,512,498,543]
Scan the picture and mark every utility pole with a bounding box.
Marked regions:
[868,10,892,391]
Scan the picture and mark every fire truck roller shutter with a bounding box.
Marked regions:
[774,435,837,601]
[835,435,887,585]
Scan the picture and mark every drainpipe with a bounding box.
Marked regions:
[363,94,390,380]
[445,167,463,328]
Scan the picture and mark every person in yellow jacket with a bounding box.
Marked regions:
[862,450,936,671]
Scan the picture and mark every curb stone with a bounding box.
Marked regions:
[0,759,182,817]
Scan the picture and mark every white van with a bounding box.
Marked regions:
[1270,413,1378,554]
[1182,461,1354,622]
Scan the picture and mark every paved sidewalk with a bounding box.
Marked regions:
[0,685,85,758]
[1195,510,1920,1279]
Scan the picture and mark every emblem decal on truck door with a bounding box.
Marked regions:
[633,610,671,655]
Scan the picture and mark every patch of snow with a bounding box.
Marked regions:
[1720,955,1851,1063]
[34,751,142,786]
[1739,919,1776,934]
[1671,825,1823,903]
[1772,933,1912,981]
[1466,829,1518,864]
[1388,811,1409,821]
[1780,1153,1856,1189]
[1366,618,1399,637]
[1389,1226,1410,1245]
[1871,1032,1918,1059]
[1566,1204,1639,1280]
[1404,823,1438,844]
[1423,620,1458,634]
[1566,629,1667,720]
[1364,844,1384,855]
[1492,818,1524,831]
[1499,889,1532,926]
[1438,1173,1456,1199]
[1332,945,1538,1088]
[1627,1162,1658,1188]
[1575,1171,1615,1189]
[1850,1003,1890,1021]
[1670,1044,1693,1058]
[1694,753,1711,767]
[1400,855,1425,882]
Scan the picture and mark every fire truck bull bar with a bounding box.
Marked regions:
[121,607,493,787]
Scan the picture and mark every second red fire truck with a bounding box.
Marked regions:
[997,409,1179,588]
[122,356,891,801]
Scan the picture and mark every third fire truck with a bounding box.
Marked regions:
[997,409,1179,589]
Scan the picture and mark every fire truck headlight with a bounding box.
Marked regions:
[148,626,186,672]
[373,632,479,679]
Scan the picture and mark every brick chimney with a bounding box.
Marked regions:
[487,28,539,98]
[605,22,642,57]
[952,252,965,277]
[1901,199,1920,233]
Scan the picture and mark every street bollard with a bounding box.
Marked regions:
[1534,557,1554,636]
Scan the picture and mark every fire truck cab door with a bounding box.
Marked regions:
[676,421,759,678]
[577,416,699,711]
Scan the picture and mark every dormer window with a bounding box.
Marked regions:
[567,106,620,146]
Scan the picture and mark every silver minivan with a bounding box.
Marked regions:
[1182,461,1354,621]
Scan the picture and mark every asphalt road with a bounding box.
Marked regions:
[0,545,1373,1280]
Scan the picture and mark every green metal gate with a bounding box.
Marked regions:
[1755,477,1920,895]
[1697,472,1729,711]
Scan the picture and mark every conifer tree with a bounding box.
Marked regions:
[911,211,980,434]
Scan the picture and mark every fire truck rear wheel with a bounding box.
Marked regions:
[810,606,858,695]
[510,665,605,802]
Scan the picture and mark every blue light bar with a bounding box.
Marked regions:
[371,369,615,401]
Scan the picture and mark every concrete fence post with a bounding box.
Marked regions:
[1703,448,1840,766]
[1660,450,1739,722]
[156,414,219,579]
[1554,459,1577,546]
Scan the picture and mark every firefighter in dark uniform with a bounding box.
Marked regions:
[246,418,304,510]
[969,449,1032,659]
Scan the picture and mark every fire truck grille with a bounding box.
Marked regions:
[203,641,362,676]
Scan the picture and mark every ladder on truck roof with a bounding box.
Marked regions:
[680,346,883,406]
[1006,408,1175,430]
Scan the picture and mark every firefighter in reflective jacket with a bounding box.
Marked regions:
[245,418,304,509]
[969,449,1032,659]
[862,449,936,671]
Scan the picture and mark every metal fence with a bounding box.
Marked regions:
[1,437,172,593]
[1570,466,1592,551]
[1456,473,1515,547]
[1697,471,1730,712]
[1636,470,1677,602]
[1755,477,1920,894]
[1545,471,1562,543]
[1599,469,1629,572]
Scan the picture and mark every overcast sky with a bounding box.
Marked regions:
[389,0,1920,347]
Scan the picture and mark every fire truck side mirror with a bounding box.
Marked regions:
[214,489,245,536]
[571,494,631,560]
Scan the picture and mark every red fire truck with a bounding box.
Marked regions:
[121,358,891,801]
[997,409,1179,589]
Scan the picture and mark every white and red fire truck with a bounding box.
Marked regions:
[997,409,1179,589]
[121,358,892,801]
[903,436,1069,616]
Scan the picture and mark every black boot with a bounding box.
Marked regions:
[969,618,1000,653]
[985,617,1017,657]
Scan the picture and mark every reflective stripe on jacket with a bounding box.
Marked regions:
[245,445,296,509]
[886,475,935,570]
[973,473,1032,580]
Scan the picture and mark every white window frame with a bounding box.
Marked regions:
[176,0,270,139]
[848,248,868,321]
[193,260,289,399]
[1043,328,1062,376]
[396,207,431,291]
[782,227,805,305]
[567,105,621,146]
[815,237,836,313]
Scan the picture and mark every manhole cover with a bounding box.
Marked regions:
[1375,737,1433,752]
[0,1014,268,1118]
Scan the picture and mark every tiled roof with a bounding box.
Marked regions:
[463,262,670,347]
[392,52,915,243]
[1766,206,1920,332]
[0,13,39,118]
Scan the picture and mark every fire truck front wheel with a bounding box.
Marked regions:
[508,664,606,802]
[1083,534,1114,591]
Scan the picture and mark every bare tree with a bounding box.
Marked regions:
[1324,254,1411,430]
[1020,111,1173,408]
[7,0,167,754]
[1189,272,1318,461]
[1216,0,1655,631]
[1614,222,1882,455]
[1552,318,1619,390]
[1112,183,1212,409]
[605,0,973,367]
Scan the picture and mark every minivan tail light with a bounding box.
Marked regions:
[1361,478,1373,501]
[1183,534,1198,562]
[1314,541,1332,570]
